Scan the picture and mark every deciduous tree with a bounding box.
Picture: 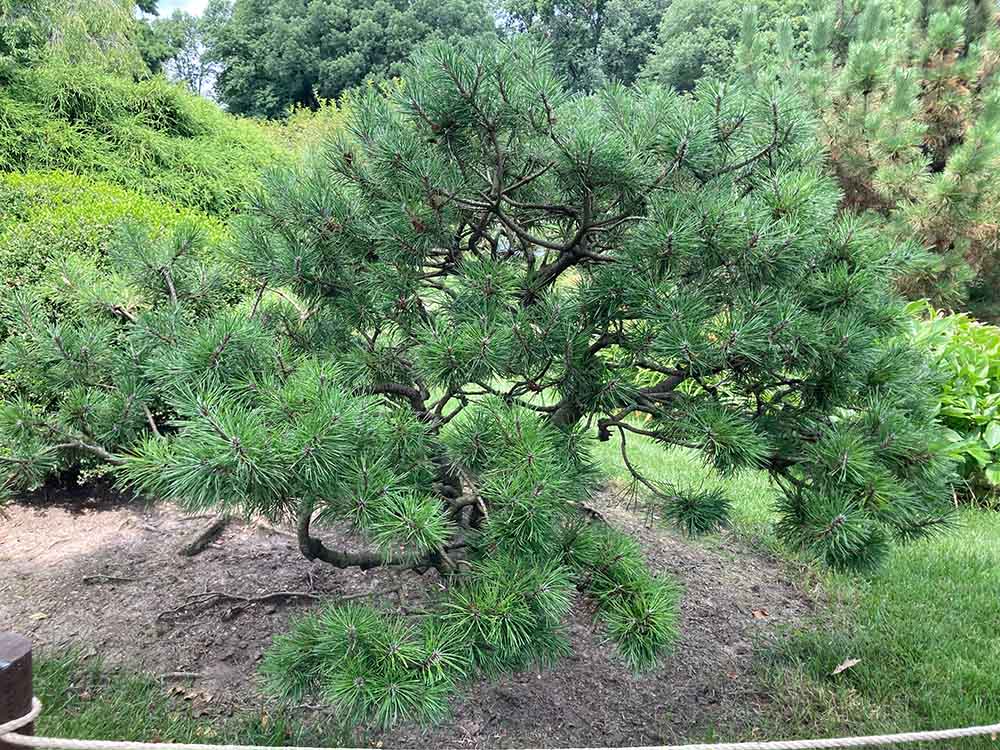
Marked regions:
[204,0,494,118]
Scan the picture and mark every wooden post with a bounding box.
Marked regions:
[0,633,33,750]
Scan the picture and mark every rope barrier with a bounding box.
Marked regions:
[1,697,998,750]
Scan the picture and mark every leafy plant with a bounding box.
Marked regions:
[497,0,670,92]
[0,171,224,292]
[907,300,1000,503]
[0,63,285,215]
[642,0,811,92]
[205,0,494,118]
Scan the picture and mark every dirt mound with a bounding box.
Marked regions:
[0,491,813,747]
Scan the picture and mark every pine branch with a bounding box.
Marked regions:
[144,406,163,438]
[52,441,124,465]
[296,499,453,574]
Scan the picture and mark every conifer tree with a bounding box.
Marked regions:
[748,0,1000,309]
[1,40,957,725]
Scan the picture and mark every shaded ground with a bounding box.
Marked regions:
[0,488,814,747]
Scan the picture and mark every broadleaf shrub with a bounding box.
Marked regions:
[0,171,224,297]
[908,300,1000,503]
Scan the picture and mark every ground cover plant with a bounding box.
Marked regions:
[32,651,347,746]
[0,38,961,727]
[765,506,1000,749]
[0,171,224,292]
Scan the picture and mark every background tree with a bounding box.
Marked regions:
[204,0,494,118]
[0,0,50,80]
[1,0,149,78]
[755,0,1000,313]
[142,10,218,95]
[642,0,810,92]
[496,0,668,91]
[1,40,958,725]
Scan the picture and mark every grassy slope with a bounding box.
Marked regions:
[592,436,1000,746]
[0,64,285,217]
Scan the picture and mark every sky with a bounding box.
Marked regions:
[157,0,208,15]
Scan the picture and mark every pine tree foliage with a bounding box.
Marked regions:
[0,39,960,725]
[748,0,1000,307]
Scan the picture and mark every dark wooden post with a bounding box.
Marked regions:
[0,633,33,750]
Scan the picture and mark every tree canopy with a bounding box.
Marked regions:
[758,0,1000,308]
[497,0,668,91]
[205,0,495,118]
[140,9,219,95]
[642,0,810,92]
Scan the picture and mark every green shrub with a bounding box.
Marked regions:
[0,171,224,292]
[0,65,286,215]
[908,301,1000,504]
[260,98,349,155]
[0,172,228,401]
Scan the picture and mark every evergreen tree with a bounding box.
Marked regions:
[141,10,218,95]
[1,40,958,724]
[642,0,811,92]
[749,0,1000,308]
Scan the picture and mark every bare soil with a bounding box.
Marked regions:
[0,487,815,747]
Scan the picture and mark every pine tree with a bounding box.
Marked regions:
[1,39,957,725]
[748,0,1000,309]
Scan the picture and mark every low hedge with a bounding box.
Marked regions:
[0,170,225,292]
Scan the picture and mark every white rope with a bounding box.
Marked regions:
[0,697,41,736]
[1,697,998,750]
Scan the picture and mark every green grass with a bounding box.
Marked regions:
[762,511,1000,747]
[595,434,1000,747]
[592,430,782,544]
[34,652,352,746]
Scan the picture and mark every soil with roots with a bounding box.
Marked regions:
[0,484,817,747]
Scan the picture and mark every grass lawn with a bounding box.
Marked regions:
[764,509,1000,746]
[594,435,1000,747]
[33,652,348,747]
